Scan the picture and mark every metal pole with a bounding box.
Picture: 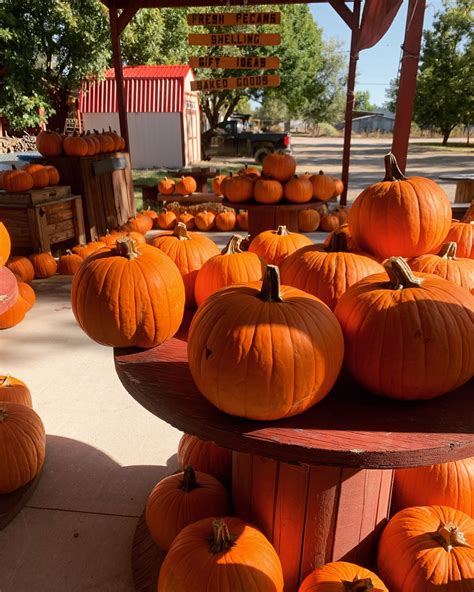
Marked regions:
[109,5,130,152]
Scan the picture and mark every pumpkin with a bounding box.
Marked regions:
[0,375,32,408]
[3,168,34,193]
[320,212,341,232]
[236,210,248,230]
[36,130,63,156]
[188,265,344,420]
[392,458,473,517]
[223,174,254,203]
[0,293,29,329]
[299,561,388,592]
[194,211,216,231]
[158,517,284,592]
[146,466,231,551]
[195,234,264,305]
[177,434,232,485]
[378,505,474,592]
[262,152,296,182]
[23,164,44,175]
[254,178,284,204]
[151,223,220,307]
[310,171,337,202]
[57,250,83,275]
[298,209,320,232]
[334,257,474,400]
[0,266,18,315]
[105,127,122,152]
[82,133,96,156]
[157,210,177,230]
[121,214,153,235]
[284,175,313,203]
[178,212,195,230]
[409,242,474,293]
[30,168,50,189]
[126,231,146,245]
[333,206,348,224]
[18,281,36,310]
[0,403,45,493]
[332,178,344,198]
[281,230,384,310]
[99,129,115,152]
[443,220,473,259]
[0,221,11,266]
[219,175,231,197]
[72,238,185,347]
[159,177,176,195]
[86,131,101,155]
[248,225,312,267]
[6,256,34,284]
[43,165,60,186]
[176,176,197,196]
[238,165,261,179]
[63,134,89,157]
[98,230,126,248]
[141,207,159,228]
[29,252,57,278]
[324,224,356,250]
[348,153,451,258]
[215,209,236,231]
[72,241,107,259]
[211,175,226,196]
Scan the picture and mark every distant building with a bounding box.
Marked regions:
[337,110,396,133]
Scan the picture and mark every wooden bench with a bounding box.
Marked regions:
[438,174,474,203]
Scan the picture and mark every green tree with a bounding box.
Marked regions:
[121,10,164,65]
[354,90,376,111]
[254,98,289,121]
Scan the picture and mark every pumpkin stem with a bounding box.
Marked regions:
[66,250,74,256]
[343,578,374,591]
[318,170,325,175]
[174,222,191,240]
[258,265,283,303]
[438,241,457,259]
[327,228,350,252]
[179,466,202,492]
[116,237,140,260]
[209,519,237,554]
[222,234,244,255]
[275,225,289,236]
[435,522,472,552]
[0,375,11,387]
[383,152,406,181]
[385,257,423,289]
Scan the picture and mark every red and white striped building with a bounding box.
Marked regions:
[79,65,201,168]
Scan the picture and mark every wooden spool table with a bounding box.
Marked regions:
[114,329,474,592]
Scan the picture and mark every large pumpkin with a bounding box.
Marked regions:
[0,402,45,493]
[0,293,29,329]
[146,466,231,550]
[57,250,83,275]
[392,458,473,517]
[409,242,474,293]
[188,265,344,420]
[158,517,284,592]
[334,257,474,400]
[248,225,312,266]
[0,375,32,408]
[310,171,337,202]
[0,266,19,315]
[378,505,474,592]
[195,234,264,305]
[280,229,384,310]
[262,152,296,182]
[0,222,11,266]
[36,130,63,156]
[443,220,473,259]
[224,174,254,203]
[151,223,220,307]
[71,237,185,347]
[3,168,34,193]
[348,153,451,258]
[177,434,232,485]
[299,561,388,592]
[29,252,57,278]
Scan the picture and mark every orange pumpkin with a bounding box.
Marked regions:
[71,238,185,347]
[320,212,341,232]
[188,265,344,420]
[99,129,115,152]
[177,434,232,485]
[141,207,159,228]
[86,131,101,155]
[82,133,96,156]
[333,205,348,224]
[63,134,88,157]
[443,220,473,259]
[298,209,320,232]
[238,165,261,179]
[224,175,254,203]
[194,211,216,231]
[158,177,176,195]
[3,168,34,193]
[215,209,236,231]
[126,231,146,245]
[300,561,388,592]
[57,250,83,275]
[121,214,153,234]
[30,168,50,189]
[6,256,34,283]
[262,152,296,182]
[284,175,313,203]
[310,171,337,201]
[211,175,226,196]
[157,210,177,230]
[36,130,63,156]
[43,165,60,186]
[23,164,44,175]
[158,517,284,592]
[151,223,220,307]
[236,210,248,230]
[29,252,57,278]
[178,212,195,231]
[324,224,356,250]
[332,178,344,197]
[195,234,264,305]
[0,294,29,329]
[348,153,452,258]
[0,403,45,493]
[18,282,36,310]
[334,257,474,400]
[72,241,107,259]
[176,176,197,196]
[254,178,284,204]
[146,467,231,550]
[378,506,474,592]
[0,222,11,266]
[0,375,32,408]
[248,225,312,266]
[98,231,126,248]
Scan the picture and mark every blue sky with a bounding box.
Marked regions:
[310,1,444,107]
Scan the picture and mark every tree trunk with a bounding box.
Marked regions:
[442,128,452,145]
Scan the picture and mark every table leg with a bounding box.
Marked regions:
[248,209,300,239]
[232,452,393,591]
[454,180,474,203]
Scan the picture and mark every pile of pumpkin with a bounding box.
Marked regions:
[153,202,248,232]
[158,175,198,197]
[0,163,60,193]
[35,128,125,158]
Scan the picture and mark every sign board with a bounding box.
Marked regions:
[187,12,281,26]
[188,56,280,69]
[188,33,281,46]
[191,75,280,92]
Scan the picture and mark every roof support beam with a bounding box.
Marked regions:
[118,1,140,34]
[328,0,354,28]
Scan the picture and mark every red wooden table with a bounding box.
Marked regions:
[114,330,473,592]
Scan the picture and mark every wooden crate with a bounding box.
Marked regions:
[39,152,135,240]
[0,185,72,205]
[0,195,86,255]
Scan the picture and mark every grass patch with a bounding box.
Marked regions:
[409,142,473,154]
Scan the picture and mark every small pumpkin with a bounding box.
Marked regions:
[43,165,60,186]
[262,152,296,182]
[82,133,97,156]
[18,282,36,310]
[36,130,63,156]
[236,210,248,230]
[105,127,122,152]
[254,178,284,204]
[3,168,34,193]
[72,241,107,259]
[158,517,284,592]
[29,252,57,279]
[223,174,254,203]
[333,178,344,197]
[215,209,236,231]
[299,561,388,592]
[140,207,159,228]
[86,131,101,155]
[284,175,313,203]
[0,293,29,329]
[378,506,474,592]
[6,256,34,284]
[310,171,337,202]
[158,177,176,195]
[63,134,89,157]
[146,466,231,550]
[195,234,264,305]
[324,224,356,250]
[0,375,32,408]
[298,209,320,232]
[178,212,195,231]
[176,176,197,196]
[0,403,46,493]
[126,231,146,245]
[238,165,261,179]
[211,175,226,196]
[443,220,473,259]
[248,225,312,266]
[320,212,341,233]
[157,210,177,230]
[0,266,18,315]
[121,214,153,235]
[177,434,232,485]
[57,250,83,275]
[333,205,348,224]
[98,231,126,248]
[0,222,11,266]
[98,129,115,152]
[194,210,216,232]
[30,168,50,189]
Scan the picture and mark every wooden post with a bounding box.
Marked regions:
[391,0,426,173]
[109,5,130,153]
[340,0,361,206]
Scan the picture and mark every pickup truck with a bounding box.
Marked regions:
[202,119,292,163]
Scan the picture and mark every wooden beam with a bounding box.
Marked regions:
[103,0,353,7]
[328,0,354,28]
[117,1,140,34]
[109,6,130,152]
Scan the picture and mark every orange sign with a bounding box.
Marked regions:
[188,56,280,69]
[191,75,280,92]
[187,12,281,26]
[188,33,281,47]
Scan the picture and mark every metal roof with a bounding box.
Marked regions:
[104,65,192,79]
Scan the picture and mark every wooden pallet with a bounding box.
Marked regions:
[0,185,72,205]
